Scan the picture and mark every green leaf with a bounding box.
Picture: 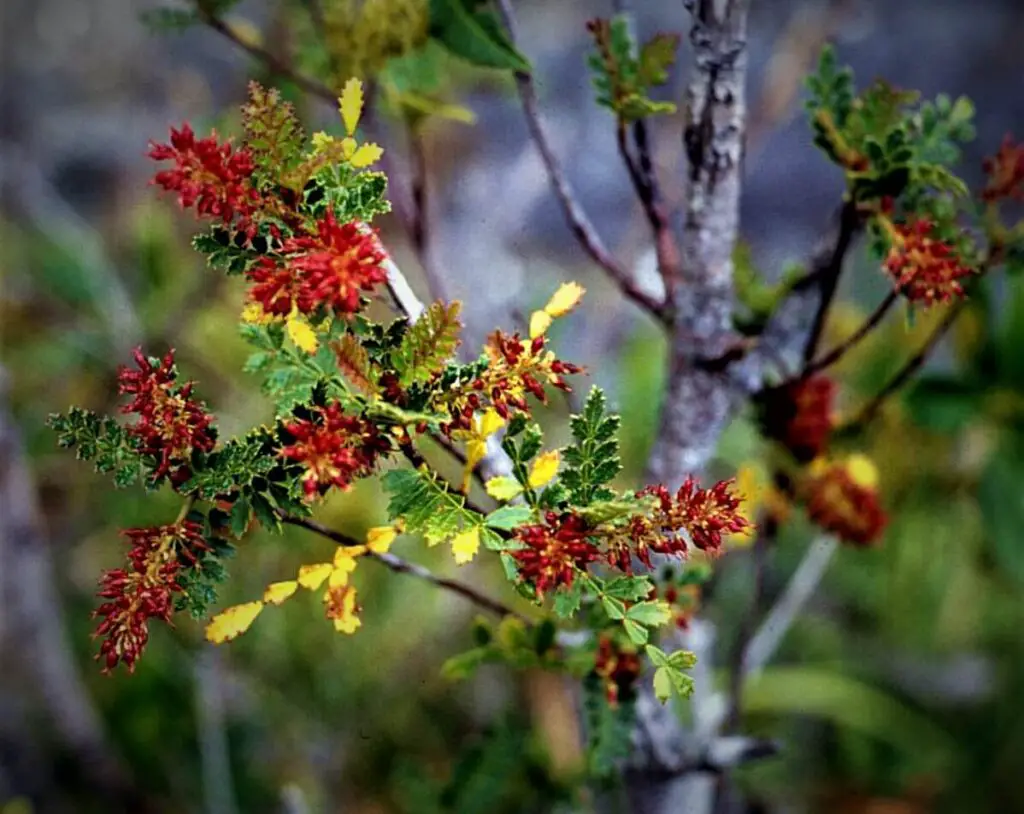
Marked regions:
[626,600,672,627]
[48,408,145,488]
[563,387,622,506]
[383,467,478,546]
[603,576,653,602]
[652,665,694,703]
[485,504,534,530]
[429,0,531,72]
[638,33,679,87]
[392,300,462,388]
[242,81,306,187]
[622,618,649,646]
[600,595,626,620]
[552,580,583,619]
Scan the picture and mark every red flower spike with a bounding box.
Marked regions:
[509,512,600,597]
[117,348,216,483]
[805,462,887,546]
[280,402,390,497]
[981,135,1024,202]
[440,331,582,434]
[761,375,837,462]
[594,635,641,707]
[883,218,974,306]
[94,521,207,673]
[149,123,259,225]
[631,477,750,561]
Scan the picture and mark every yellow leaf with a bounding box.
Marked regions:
[529,310,553,339]
[341,136,358,160]
[324,585,361,634]
[349,142,384,168]
[330,548,361,586]
[311,131,334,153]
[543,281,585,317]
[262,580,299,606]
[339,78,363,136]
[478,408,505,438]
[366,526,397,553]
[451,526,481,565]
[845,453,879,489]
[205,601,263,644]
[286,314,318,354]
[298,563,333,590]
[241,302,266,324]
[528,450,560,488]
[486,475,523,502]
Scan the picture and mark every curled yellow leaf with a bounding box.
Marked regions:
[205,601,264,644]
[528,450,561,489]
[339,78,363,136]
[485,475,523,502]
[366,526,397,554]
[543,281,585,317]
[324,585,361,634]
[262,580,299,606]
[298,563,333,590]
[451,526,481,565]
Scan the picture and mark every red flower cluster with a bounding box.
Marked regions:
[247,213,388,317]
[510,512,600,597]
[883,218,974,305]
[149,123,260,225]
[118,348,216,483]
[94,522,207,673]
[981,135,1024,202]
[805,460,887,546]
[629,477,749,564]
[761,375,837,462]
[444,332,582,433]
[280,402,391,497]
[593,635,641,707]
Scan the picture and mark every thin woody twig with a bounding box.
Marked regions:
[198,10,338,104]
[848,298,966,428]
[280,514,525,621]
[800,289,899,379]
[493,0,667,321]
[801,199,862,365]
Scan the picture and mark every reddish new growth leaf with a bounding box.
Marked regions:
[883,218,974,305]
[118,348,215,484]
[280,402,391,498]
[981,135,1024,202]
[594,635,641,707]
[94,521,208,673]
[510,512,600,597]
[761,375,837,462]
[247,212,388,317]
[628,478,749,565]
[148,123,260,225]
[805,459,887,546]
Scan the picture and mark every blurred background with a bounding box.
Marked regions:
[2,0,1024,812]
